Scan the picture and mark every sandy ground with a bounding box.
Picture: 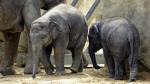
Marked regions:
[0,67,150,84]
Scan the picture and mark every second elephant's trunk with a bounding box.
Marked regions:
[88,46,101,69]
[32,42,42,78]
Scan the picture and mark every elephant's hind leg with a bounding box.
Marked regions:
[113,52,125,80]
[102,42,115,78]
[70,33,86,73]
[82,53,88,68]
[70,49,83,73]
[0,32,20,75]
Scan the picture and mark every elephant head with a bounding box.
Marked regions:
[88,22,102,52]
[30,18,62,78]
[88,22,102,69]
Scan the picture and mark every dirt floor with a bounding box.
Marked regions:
[0,67,150,84]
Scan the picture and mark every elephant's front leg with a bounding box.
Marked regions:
[53,43,66,75]
[41,45,54,75]
[23,0,41,74]
[70,34,86,73]
[0,32,20,75]
[82,53,88,68]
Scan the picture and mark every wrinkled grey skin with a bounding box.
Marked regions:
[0,0,65,76]
[40,0,89,68]
[0,0,40,76]
[30,4,88,78]
[25,0,66,74]
[88,17,140,82]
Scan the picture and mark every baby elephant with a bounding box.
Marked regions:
[30,4,88,78]
[88,17,140,82]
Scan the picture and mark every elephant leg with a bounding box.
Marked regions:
[82,53,88,68]
[113,52,125,80]
[104,54,115,78]
[70,34,86,73]
[122,61,126,76]
[41,45,54,75]
[23,0,41,74]
[24,32,34,74]
[0,32,20,75]
[70,49,83,72]
[129,57,138,82]
[114,60,124,80]
[53,44,65,75]
[102,43,115,78]
[128,42,139,82]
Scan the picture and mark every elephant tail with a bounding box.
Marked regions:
[128,24,140,66]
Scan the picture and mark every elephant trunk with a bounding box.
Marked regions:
[32,42,42,78]
[88,46,101,69]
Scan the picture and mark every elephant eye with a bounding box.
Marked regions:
[40,25,45,28]
[31,28,37,33]
[37,25,44,31]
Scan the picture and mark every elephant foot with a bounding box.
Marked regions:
[70,67,78,73]
[129,73,136,82]
[45,66,54,75]
[24,67,40,74]
[55,71,65,76]
[24,64,40,74]
[24,65,33,74]
[78,68,83,72]
[128,78,136,82]
[94,65,101,69]
[0,66,16,76]
[83,61,88,68]
[109,74,114,78]
[16,53,26,67]
[114,75,123,80]
[78,64,83,72]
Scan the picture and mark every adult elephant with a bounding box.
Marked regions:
[0,0,65,76]
[30,4,88,78]
[88,17,140,82]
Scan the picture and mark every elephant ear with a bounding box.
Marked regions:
[49,21,63,39]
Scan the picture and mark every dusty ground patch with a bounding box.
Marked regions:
[0,67,150,84]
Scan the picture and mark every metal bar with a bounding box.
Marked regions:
[85,0,101,20]
[71,0,79,6]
